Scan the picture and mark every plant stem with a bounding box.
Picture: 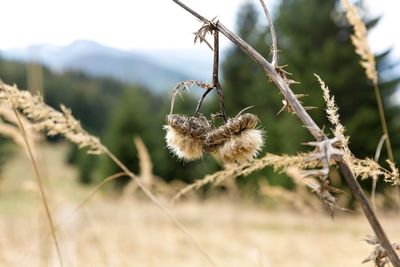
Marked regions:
[13,109,64,267]
[339,162,400,266]
[258,0,278,66]
[194,29,227,121]
[373,77,400,213]
[373,83,394,162]
[172,1,400,265]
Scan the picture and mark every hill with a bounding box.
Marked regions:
[1,40,213,94]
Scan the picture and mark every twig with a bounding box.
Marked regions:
[258,0,278,66]
[172,1,400,265]
[194,29,227,121]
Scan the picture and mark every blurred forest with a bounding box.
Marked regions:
[0,0,399,194]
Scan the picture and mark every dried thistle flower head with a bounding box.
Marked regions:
[206,113,263,164]
[164,114,211,161]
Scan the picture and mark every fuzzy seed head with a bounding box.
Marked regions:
[206,113,264,163]
[218,128,263,163]
[164,114,210,161]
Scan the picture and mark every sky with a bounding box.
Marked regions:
[1,0,399,58]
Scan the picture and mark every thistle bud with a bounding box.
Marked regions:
[206,113,263,164]
[164,114,210,161]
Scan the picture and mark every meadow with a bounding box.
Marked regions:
[0,144,399,267]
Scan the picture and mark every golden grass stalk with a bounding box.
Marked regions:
[122,137,154,198]
[341,0,394,163]
[341,0,377,84]
[134,136,153,187]
[12,108,64,267]
[172,152,316,202]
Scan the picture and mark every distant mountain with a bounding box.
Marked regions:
[137,48,214,81]
[0,40,215,94]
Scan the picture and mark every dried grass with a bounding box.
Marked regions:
[341,0,378,85]
[0,106,40,155]
[172,152,317,202]
[0,82,102,154]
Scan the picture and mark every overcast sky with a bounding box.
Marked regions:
[1,0,399,58]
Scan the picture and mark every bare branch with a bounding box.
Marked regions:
[258,0,278,66]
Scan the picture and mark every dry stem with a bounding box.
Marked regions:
[12,108,64,267]
[258,0,278,66]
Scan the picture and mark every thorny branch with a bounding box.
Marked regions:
[170,21,227,122]
[194,28,227,122]
[172,0,400,266]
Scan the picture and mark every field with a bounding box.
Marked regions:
[0,144,398,267]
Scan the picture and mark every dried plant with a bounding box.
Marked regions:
[122,136,156,198]
[350,158,400,186]
[133,136,154,187]
[0,106,40,154]
[172,152,316,202]
[0,83,102,155]
[315,74,350,157]
[341,0,394,163]
[169,80,211,115]
[165,22,263,164]
[205,113,264,163]
[164,114,211,161]
[172,0,400,265]
[8,108,64,267]
[341,0,377,84]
